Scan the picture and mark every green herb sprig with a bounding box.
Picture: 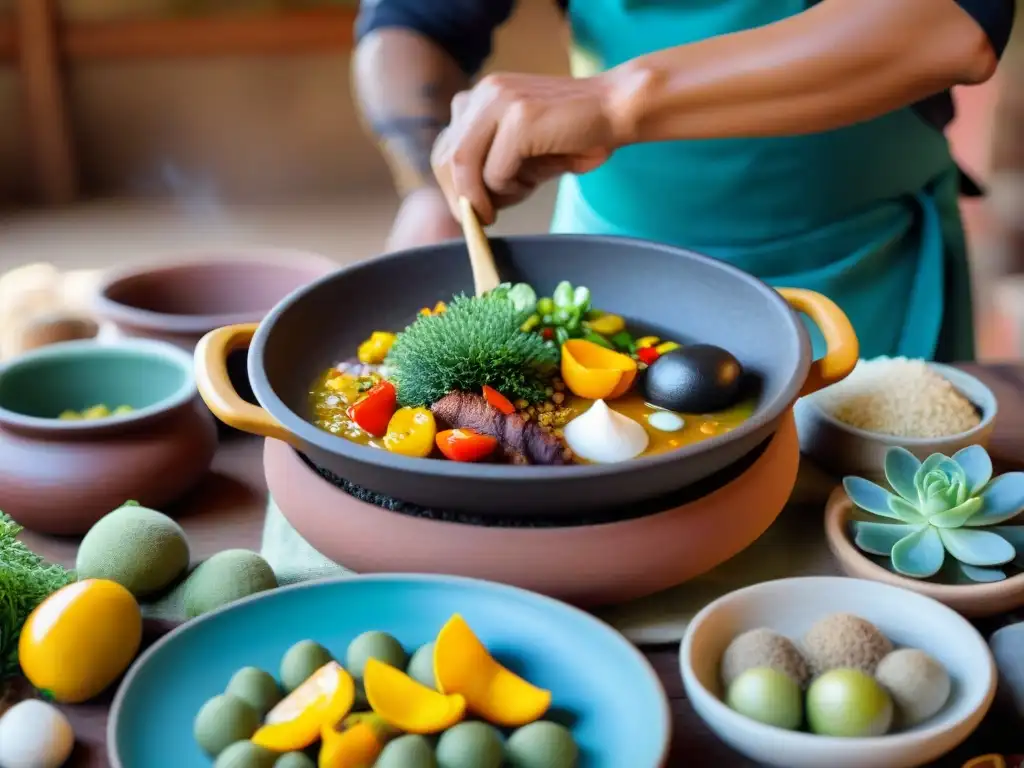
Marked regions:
[0,512,75,683]
[387,293,558,406]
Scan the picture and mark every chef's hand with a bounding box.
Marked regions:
[431,73,627,225]
[385,187,464,252]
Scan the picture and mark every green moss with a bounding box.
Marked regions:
[387,294,557,406]
[0,513,75,683]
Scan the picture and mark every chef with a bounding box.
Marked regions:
[353,0,1016,361]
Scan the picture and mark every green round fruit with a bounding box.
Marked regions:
[226,667,282,717]
[213,740,276,768]
[376,734,437,768]
[274,753,316,768]
[280,640,334,692]
[505,721,578,768]
[75,502,190,598]
[436,722,503,768]
[183,549,278,619]
[407,643,437,689]
[193,694,261,757]
[725,667,803,730]
[345,631,407,679]
[806,668,893,737]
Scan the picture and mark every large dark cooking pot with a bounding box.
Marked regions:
[194,235,857,519]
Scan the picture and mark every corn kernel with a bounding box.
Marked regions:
[655,341,681,354]
[636,336,660,349]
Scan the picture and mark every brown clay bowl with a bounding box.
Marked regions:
[0,339,217,535]
[198,235,857,519]
[93,251,337,409]
[265,410,800,607]
[824,486,1024,617]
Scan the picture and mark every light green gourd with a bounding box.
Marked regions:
[436,722,503,768]
[75,502,190,598]
[279,640,334,692]
[225,667,282,717]
[505,722,579,768]
[182,549,278,619]
[273,753,316,768]
[193,694,261,758]
[213,740,276,768]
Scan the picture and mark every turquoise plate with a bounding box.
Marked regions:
[109,574,671,767]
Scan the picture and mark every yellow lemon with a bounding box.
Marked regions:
[19,579,142,703]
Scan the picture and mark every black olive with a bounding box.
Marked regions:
[642,344,743,413]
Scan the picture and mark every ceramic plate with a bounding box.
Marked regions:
[109,574,671,767]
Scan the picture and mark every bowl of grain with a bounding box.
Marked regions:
[793,358,996,481]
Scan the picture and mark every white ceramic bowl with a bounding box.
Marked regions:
[680,576,996,768]
[794,362,996,482]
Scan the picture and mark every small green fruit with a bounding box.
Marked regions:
[407,643,437,689]
[182,549,277,618]
[376,734,437,768]
[76,503,190,597]
[280,640,334,692]
[226,667,282,717]
[213,740,276,768]
[274,752,316,768]
[725,667,803,730]
[345,631,407,680]
[193,694,260,757]
[505,721,578,768]
[436,722,503,768]
[806,668,893,737]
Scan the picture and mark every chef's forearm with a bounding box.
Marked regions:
[353,29,467,195]
[599,0,998,145]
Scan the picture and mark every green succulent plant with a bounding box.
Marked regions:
[844,445,1024,583]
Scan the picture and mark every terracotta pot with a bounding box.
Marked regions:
[0,339,217,535]
[93,251,337,410]
[825,487,1024,618]
[265,411,799,608]
[198,235,857,520]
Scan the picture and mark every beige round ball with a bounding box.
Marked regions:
[802,613,893,676]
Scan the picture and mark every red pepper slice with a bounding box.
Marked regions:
[637,347,661,366]
[482,385,516,415]
[541,328,554,340]
[436,429,499,463]
[346,381,397,437]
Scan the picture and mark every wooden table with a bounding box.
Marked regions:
[9,363,1024,768]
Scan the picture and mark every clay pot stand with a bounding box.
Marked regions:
[265,412,801,608]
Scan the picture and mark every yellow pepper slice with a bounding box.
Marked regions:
[383,407,437,458]
[586,313,625,336]
[252,662,355,752]
[434,614,551,727]
[635,336,660,349]
[419,301,448,317]
[364,658,465,734]
[560,340,638,400]
[357,332,397,365]
[319,721,382,768]
[655,341,681,354]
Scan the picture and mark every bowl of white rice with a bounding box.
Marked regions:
[793,358,996,480]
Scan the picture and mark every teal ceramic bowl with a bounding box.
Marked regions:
[109,574,671,768]
[0,339,218,534]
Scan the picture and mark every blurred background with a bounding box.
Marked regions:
[0,0,1020,359]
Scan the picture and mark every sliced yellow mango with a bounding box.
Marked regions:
[434,614,551,727]
[363,658,465,734]
[319,721,382,768]
[252,661,355,752]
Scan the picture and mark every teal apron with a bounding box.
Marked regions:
[552,0,975,362]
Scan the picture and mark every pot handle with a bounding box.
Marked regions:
[194,323,299,446]
[777,288,859,397]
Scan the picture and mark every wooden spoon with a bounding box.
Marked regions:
[459,196,501,297]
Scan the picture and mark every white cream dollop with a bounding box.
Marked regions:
[563,399,649,463]
[0,700,75,768]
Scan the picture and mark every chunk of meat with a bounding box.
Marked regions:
[430,391,568,466]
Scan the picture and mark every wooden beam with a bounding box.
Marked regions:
[0,9,357,63]
[14,0,78,204]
